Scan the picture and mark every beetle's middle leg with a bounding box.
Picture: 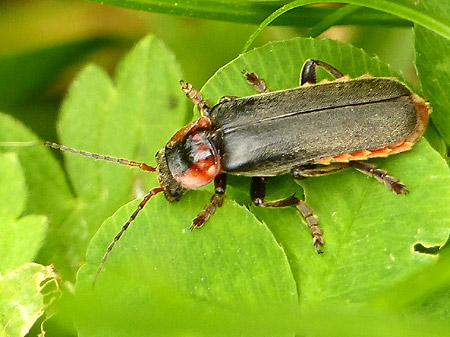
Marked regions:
[250,177,324,253]
[191,173,227,230]
[180,80,211,116]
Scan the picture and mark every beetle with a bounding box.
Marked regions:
[45,59,430,282]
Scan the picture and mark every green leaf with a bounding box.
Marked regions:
[0,152,26,221]
[0,115,72,216]
[0,263,58,337]
[90,194,297,302]
[0,153,48,274]
[199,37,450,305]
[76,192,297,336]
[0,113,74,279]
[372,248,450,314]
[415,24,450,146]
[86,1,408,27]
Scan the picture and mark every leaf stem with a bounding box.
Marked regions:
[243,0,450,53]
[307,4,361,38]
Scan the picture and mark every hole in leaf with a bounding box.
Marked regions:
[413,243,441,255]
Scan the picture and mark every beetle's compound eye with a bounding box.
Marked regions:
[165,130,221,189]
[156,148,185,201]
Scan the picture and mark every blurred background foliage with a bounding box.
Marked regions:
[0,0,416,144]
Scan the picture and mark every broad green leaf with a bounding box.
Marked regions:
[415,24,450,146]
[200,37,450,305]
[0,114,72,217]
[0,263,58,337]
[0,37,118,109]
[372,248,450,317]
[49,35,187,279]
[76,192,297,336]
[86,1,408,27]
[0,153,47,274]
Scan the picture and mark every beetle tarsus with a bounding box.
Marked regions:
[385,177,408,195]
[293,161,408,195]
[180,80,211,116]
[242,70,269,93]
[190,193,224,230]
[296,200,324,253]
[349,161,408,195]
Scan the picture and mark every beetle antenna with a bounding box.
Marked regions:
[92,186,165,286]
[44,141,156,172]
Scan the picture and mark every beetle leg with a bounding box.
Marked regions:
[349,161,408,194]
[292,162,408,194]
[242,71,269,93]
[291,163,348,179]
[301,59,345,85]
[190,173,227,230]
[250,177,324,253]
[180,80,211,117]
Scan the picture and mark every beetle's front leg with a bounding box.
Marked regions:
[250,177,324,253]
[191,173,227,230]
[300,59,346,85]
[180,80,211,117]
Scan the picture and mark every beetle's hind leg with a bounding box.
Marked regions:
[250,177,324,253]
[191,174,227,230]
[180,80,211,116]
[349,161,408,194]
[301,59,347,85]
[291,162,408,194]
[242,71,269,93]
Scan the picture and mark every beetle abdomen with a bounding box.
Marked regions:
[211,78,427,175]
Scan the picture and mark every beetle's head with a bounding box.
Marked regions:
[156,117,222,202]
